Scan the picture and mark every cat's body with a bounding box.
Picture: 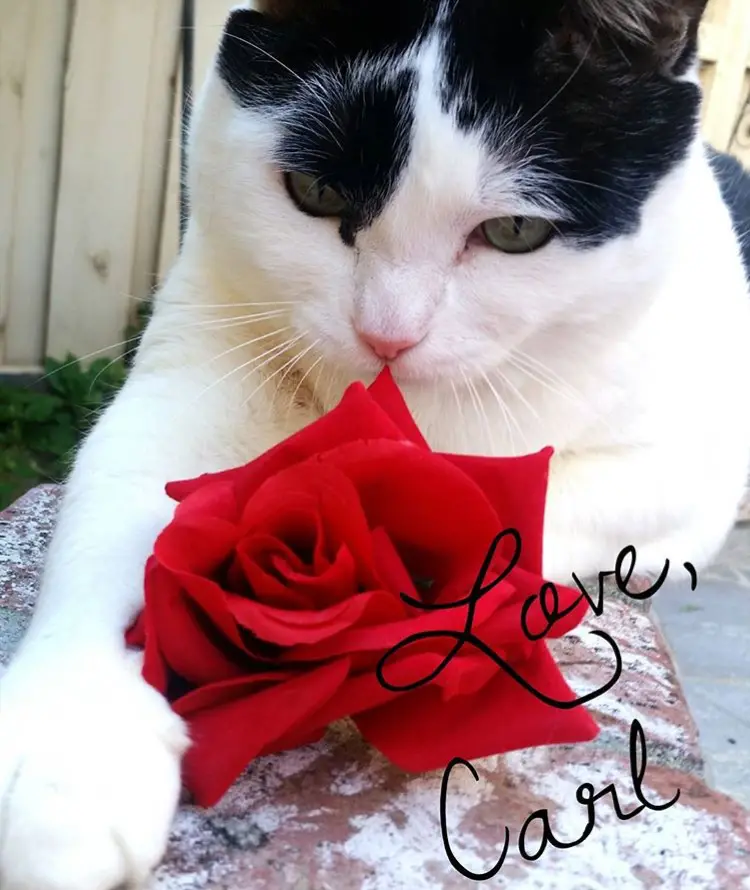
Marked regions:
[2,1,750,887]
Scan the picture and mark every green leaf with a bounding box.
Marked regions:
[0,349,129,510]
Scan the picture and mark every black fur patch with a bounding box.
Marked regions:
[218,7,428,233]
[709,148,750,280]
[217,1,704,247]
[439,0,701,244]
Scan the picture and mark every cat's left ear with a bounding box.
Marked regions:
[567,0,709,73]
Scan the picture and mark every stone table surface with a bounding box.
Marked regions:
[655,521,750,810]
[2,486,750,889]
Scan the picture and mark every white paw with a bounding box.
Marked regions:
[0,659,188,890]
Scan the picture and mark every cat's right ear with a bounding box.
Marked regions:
[565,0,709,73]
[218,5,304,104]
[251,0,343,25]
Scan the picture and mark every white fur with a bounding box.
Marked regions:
[1,18,749,889]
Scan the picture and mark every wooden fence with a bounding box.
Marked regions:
[1,0,750,376]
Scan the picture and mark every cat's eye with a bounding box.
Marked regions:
[284,171,349,218]
[480,216,554,254]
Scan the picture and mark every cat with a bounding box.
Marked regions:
[2,1,750,887]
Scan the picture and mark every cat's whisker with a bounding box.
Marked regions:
[508,350,586,406]
[194,335,302,412]
[429,378,441,431]
[473,376,498,456]
[268,338,321,413]
[524,39,592,129]
[33,337,145,385]
[285,352,326,423]
[448,379,468,452]
[479,369,517,453]
[223,32,305,85]
[322,363,341,413]
[161,300,301,310]
[311,355,329,410]
[481,370,526,455]
[507,352,619,439]
[237,332,307,388]
[86,350,140,397]
[178,309,291,331]
[201,326,293,370]
[123,289,301,309]
[35,304,299,388]
[553,173,640,202]
[461,368,496,455]
[506,356,580,408]
[490,365,540,422]
[187,327,294,407]
[125,294,157,304]
[241,333,310,408]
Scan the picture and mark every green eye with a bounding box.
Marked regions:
[285,171,348,217]
[481,216,554,254]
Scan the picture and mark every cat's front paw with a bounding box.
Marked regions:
[0,659,188,890]
[542,527,606,584]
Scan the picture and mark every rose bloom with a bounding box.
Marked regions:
[127,370,596,807]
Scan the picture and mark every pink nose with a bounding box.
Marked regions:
[357,332,418,361]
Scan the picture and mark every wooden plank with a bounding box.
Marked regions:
[0,1,71,370]
[702,0,750,151]
[158,0,236,280]
[699,0,728,132]
[699,21,750,66]
[45,0,182,362]
[729,77,750,168]
[130,4,184,321]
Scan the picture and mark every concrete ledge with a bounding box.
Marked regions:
[2,486,750,888]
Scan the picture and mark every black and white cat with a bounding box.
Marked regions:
[2,1,750,887]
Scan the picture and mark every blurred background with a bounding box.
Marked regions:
[0,0,749,507]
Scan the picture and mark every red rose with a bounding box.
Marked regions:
[127,370,596,807]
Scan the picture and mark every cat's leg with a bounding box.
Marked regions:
[542,447,747,584]
[0,331,260,889]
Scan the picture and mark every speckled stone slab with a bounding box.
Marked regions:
[2,486,750,889]
[737,488,750,524]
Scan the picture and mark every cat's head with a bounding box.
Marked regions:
[187,0,707,384]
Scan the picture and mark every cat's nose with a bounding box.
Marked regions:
[356,331,419,361]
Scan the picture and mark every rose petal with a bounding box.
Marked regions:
[131,557,170,693]
[166,381,412,503]
[153,483,239,578]
[502,565,592,640]
[226,587,400,646]
[243,461,378,564]
[283,566,520,662]
[231,535,311,609]
[236,539,360,610]
[172,669,294,712]
[444,449,553,575]
[144,566,248,685]
[367,368,430,449]
[356,644,598,770]
[368,525,418,603]
[175,659,352,807]
[313,440,502,592]
[267,647,519,754]
[268,545,359,605]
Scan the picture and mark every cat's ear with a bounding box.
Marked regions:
[253,0,342,24]
[566,0,709,71]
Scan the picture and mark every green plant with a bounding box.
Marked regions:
[0,354,128,510]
